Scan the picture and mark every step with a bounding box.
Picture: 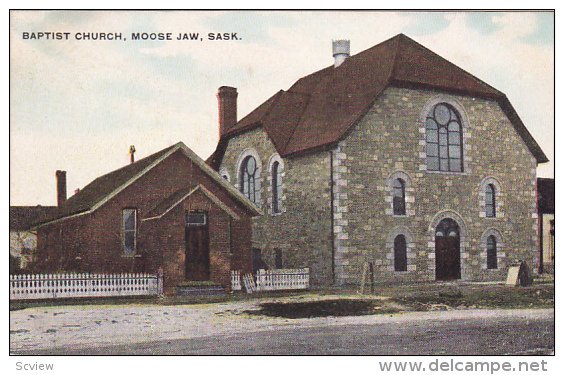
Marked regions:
[175,284,226,297]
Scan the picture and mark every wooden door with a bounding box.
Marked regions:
[185,212,210,281]
[435,218,461,280]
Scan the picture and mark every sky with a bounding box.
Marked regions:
[9,10,555,206]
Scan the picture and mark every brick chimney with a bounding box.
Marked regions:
[217,86,238,137]
[56,170,67,207]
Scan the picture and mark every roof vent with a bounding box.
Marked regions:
[332,39,350,68]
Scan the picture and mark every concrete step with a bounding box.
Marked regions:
[176,284,226,297]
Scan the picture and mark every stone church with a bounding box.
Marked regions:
[208,34,548,286]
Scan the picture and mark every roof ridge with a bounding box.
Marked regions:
[395,34,503,96]
[80,143,178,188]
[281,92,313,153]
[261,89,285,121]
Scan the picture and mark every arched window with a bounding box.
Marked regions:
[393,178,406,216]
[426,103,463,172]
[486,235,497,269]
[394,234,407,272]
[240,155,258,204]
[485,183,496,217]
[271,161,281,214]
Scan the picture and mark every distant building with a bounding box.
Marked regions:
[209,34,548,286]
[537,178,554,273]
[9,205,57,272]
[32,142,260,294]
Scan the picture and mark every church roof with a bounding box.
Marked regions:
[209,33,548,168]
[35,142,260,227]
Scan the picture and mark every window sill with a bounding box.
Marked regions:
[425,170,468,176]
[392,214,408,218]
[121,254,142,258]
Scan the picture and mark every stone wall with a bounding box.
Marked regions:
[219,128,334,285]
[335,87,539,285]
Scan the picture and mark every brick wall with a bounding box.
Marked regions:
[34,149,254,294]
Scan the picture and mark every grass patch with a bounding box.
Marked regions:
[393,285,554,311]
[246,299,400,319]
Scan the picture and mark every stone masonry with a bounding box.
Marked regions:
[219,128,334,285]
[335,87,538,284]
[219,86,538,286]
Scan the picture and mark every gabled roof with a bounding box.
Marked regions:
[209,33,548,168]
[143,184,239,221]
[537,178,554,214]
[36,142,261,227]
[9,206,58,231]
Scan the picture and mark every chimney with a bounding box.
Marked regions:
[56,170,67,207]
[332,39,350,68]
[217,86,238,137]
[129,145,136,164]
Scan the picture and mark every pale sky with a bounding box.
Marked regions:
[10,10,554,206]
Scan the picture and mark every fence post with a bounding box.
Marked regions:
[157,268,164,296]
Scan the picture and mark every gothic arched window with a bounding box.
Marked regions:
[426,103,463,172]
[240,155,259,204]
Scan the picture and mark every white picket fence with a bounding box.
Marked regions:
[231,268,310,293]
[9,272,163,300]
[231,270,242,291]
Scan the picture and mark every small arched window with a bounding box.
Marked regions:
[485,183,496,218]
[486,235,498,269]
[426,102,463,172]
[240,155,259,204]
[394,234,407,272]
[393,178,406,216]
[271,161,281,214]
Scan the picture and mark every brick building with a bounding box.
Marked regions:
[209,34,548,286]
[33,142,260,294]
[10,205,58,272]
[537,178,554,273]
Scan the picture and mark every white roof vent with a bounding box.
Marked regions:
[332,39,350,68]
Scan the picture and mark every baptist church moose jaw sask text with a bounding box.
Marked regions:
[31,34,547,291]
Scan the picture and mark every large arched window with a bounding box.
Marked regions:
[426,103,463,172]
[485,183,496,218]
[393,178,406,216]
[486,235,498,269]
[394,234,407,272]
[271,161,282,213]
[239,155,259,204]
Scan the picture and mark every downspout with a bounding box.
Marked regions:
[329,150,336,284]
[537,178,544,274]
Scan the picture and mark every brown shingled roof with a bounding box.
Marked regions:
[10,206,58,231]
[42,144,178,223]
[37,142,261,226]
[209,33,548,168]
